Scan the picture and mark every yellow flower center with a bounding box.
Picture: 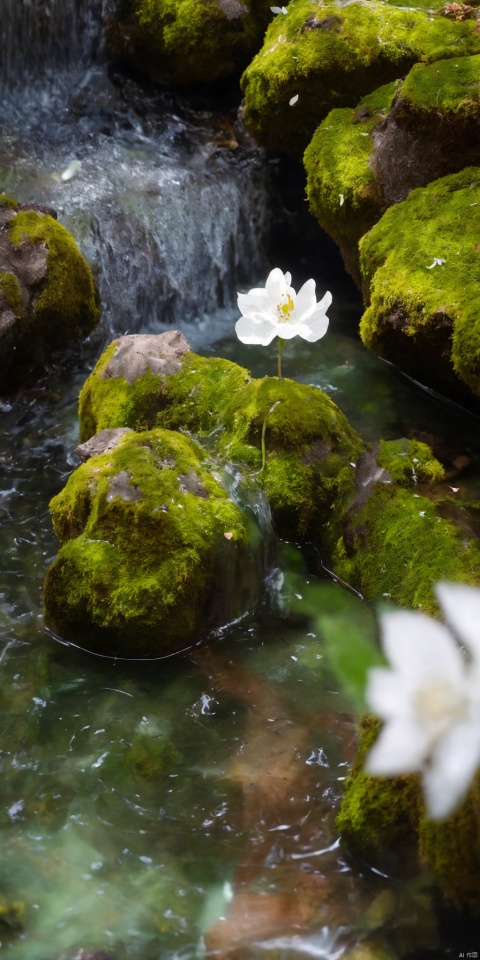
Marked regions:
[276,292,294,323]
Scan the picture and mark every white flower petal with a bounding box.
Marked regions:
[265,268,289,305]
[289,94,299,106]
[365,720,429,776]
[436,581,480,663]
[237,289,269,315]
[422,722,480,819]
[293,278,317,320]
[235,316,278,345]
[366,667,416,721]
[380,610,465,684]
[297,314,329,343]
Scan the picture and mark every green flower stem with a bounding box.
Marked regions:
[277,337,286,379]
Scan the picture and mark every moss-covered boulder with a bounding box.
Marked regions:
[359,167,480,401]
[79,332,363,539]
[241,0,480,157]
[78,330,251,443]
[108,0,273,87]
[304,55,480,283]
[0,197,100,392]
[44,428,256,657]
[327,440,480,614]
[338,717,480,916]
[216,374,363,538]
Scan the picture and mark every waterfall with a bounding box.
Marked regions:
[0,0,274,338]
[0,0,113,93]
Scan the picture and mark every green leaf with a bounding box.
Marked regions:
[314,583,387,713]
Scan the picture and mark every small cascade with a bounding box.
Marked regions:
[0,0,113,95]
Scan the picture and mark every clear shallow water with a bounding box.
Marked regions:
[2,1,480,953]
[2,329,480,959]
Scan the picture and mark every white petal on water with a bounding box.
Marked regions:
[61,159,82,182]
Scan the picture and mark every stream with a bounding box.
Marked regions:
[1,2,480,958]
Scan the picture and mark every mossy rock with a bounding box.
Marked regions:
[216,375,363,538]
[359,167,480,400]
[419,772,480,915]
[328,441,480,613]
[304,55,480,283]
[0,196,100,392]
[108,0,273,87]
[44,428,256,657]
[338,719,480,916]
[241,0,480,157]
[304,82,397,284]
[336,716,422,854]
[78,331,251,443]
[79,332,363,539]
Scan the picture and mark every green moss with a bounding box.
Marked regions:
[125,735,180,782]
[0,272,23,317]
[336,716,421,852]
[7,210,100,341]
[399,52,480,115]
[79,349,250,443]
[304,82,397,279]
[241,0,480,156]
[109,0,272,87]
[217,375,363,537]
[419,773,480,916]
[339,723,480,916]
[45,428,252,656]
[336,717,480,917]
[359,167,480,398]
[332,480,480,613]
[0,194,18,211]
[0,897,26,932]
[376,438,445,486]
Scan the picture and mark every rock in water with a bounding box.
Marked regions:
[0,196,100,393]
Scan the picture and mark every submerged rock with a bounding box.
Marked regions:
[359,167,480,401]
[0,196,100,393]
[108,0,272,87]
[241,0,480,157]
[44,428,256,657]
[304,55,480,283]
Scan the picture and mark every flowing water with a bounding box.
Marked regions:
[1,2,480,958]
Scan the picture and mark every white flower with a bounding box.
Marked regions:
[365,582,480,819]
[235,268,331,347]
[426,257,446,269]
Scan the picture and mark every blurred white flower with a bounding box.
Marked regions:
[270,5,288,13]
[236,268,331,347]
[426,257,446,269]
[365,582,480,819]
